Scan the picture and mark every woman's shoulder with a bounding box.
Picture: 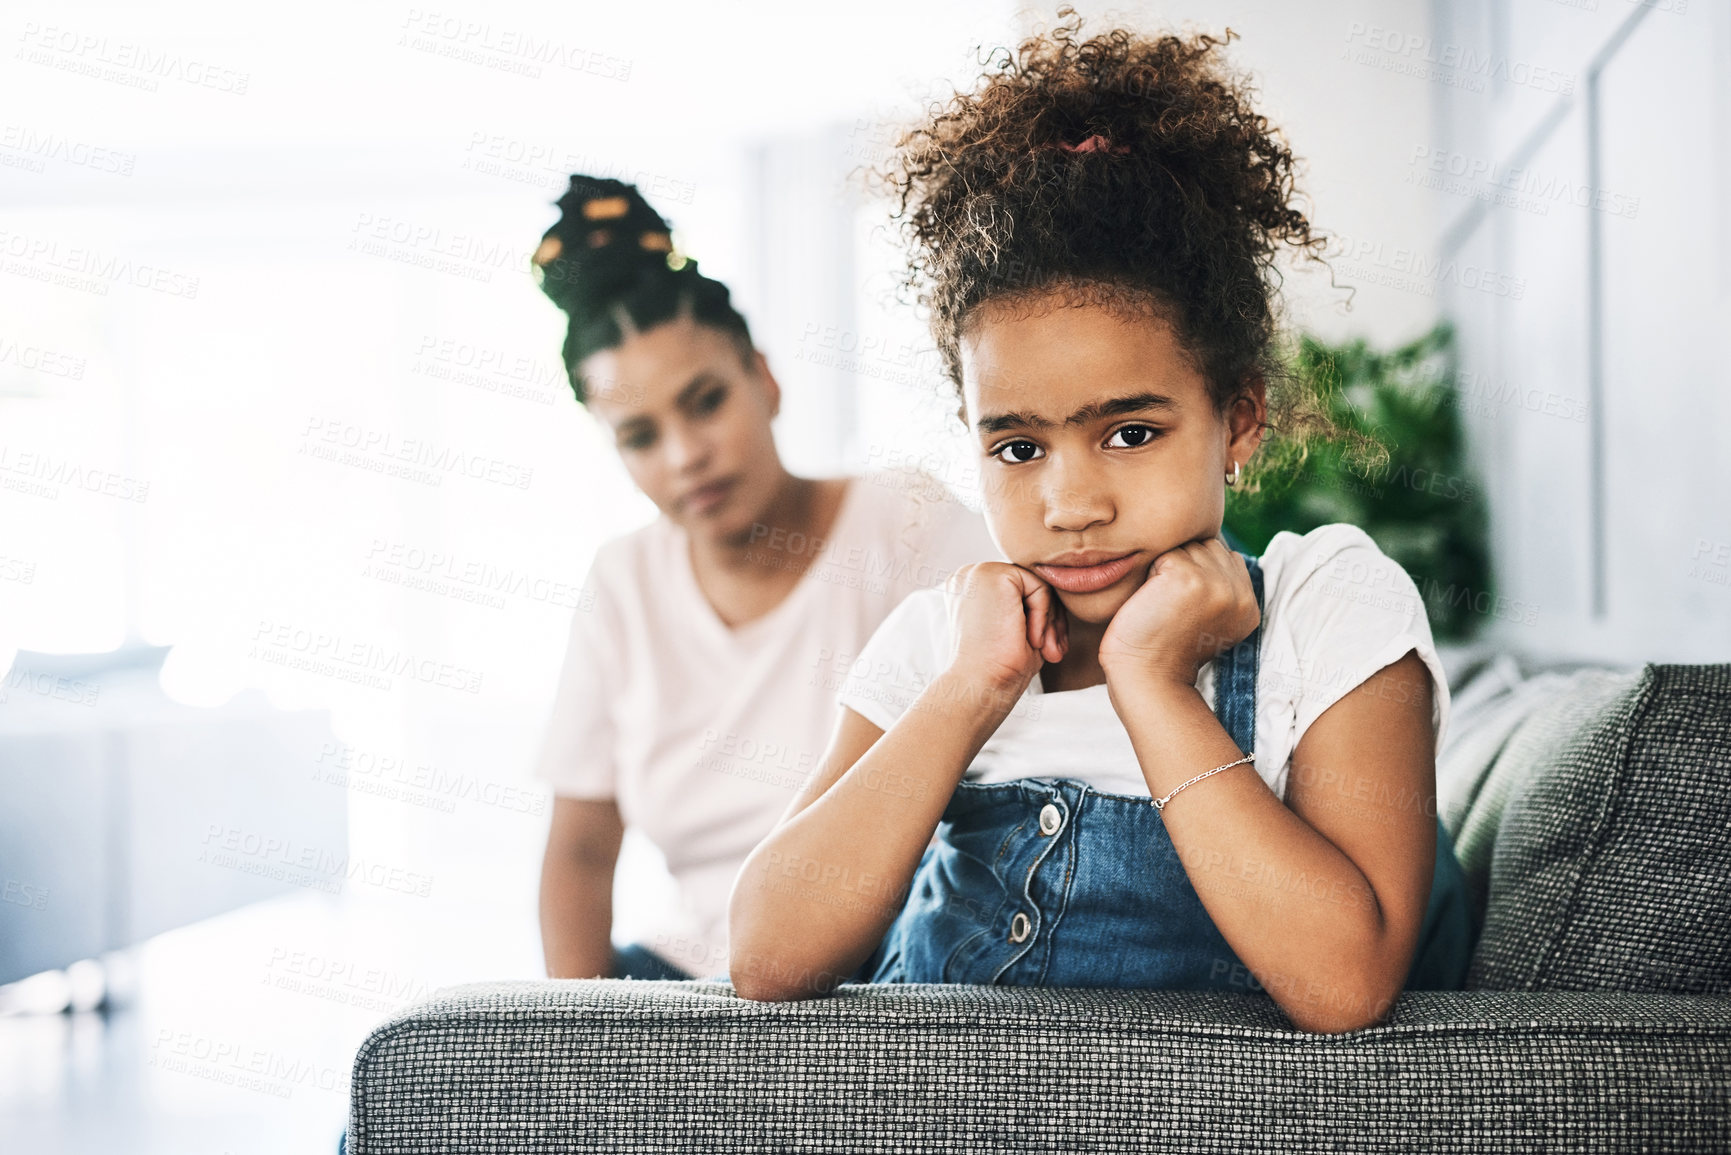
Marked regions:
[579,515,681,607]
[592,518,664,570]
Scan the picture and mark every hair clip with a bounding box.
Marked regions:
[531,236,562,267]
[1048,134,1129,155]
[581,196,630,220]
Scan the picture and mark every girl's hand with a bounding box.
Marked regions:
[1098,535,1259,690]
[942,562,1068,697]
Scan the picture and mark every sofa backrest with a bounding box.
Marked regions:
[1467,663,1731,996]
[1442,666,1642,928]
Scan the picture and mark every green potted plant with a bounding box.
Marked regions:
[1224,321,1492,641]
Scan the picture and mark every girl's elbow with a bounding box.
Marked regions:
[1277,968,1402,1035]
[726,909,819,1001]
[729,969,793,1002]
[731,974,812,1003]
[1290,1003,1393,1035]
[727,941,832,1002]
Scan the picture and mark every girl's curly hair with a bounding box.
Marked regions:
[874,9,1374,485]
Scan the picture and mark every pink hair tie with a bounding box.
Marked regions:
[1053,133,1129,155]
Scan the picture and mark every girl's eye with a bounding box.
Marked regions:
[990,440,1043,465]
[694,387,727,415]
[621,429,655,451]
[1106,424,1164,449]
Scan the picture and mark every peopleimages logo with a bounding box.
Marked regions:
[299,417,533,490]
[199,824,435,899]
[397,9,632,82]
[1342,22,1576,95]
[0,444,150,503]
[248,619,486,695]
[1325,233,1526,300]
[0,333,87,379]
[312,740,548,816]
[1407,146,1640,220]
[15,22,251,95]
[0,227,200,298]
[362,538,585,610]
[0,124,136,176]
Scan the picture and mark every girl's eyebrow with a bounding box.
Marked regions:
[975,391,1178,436]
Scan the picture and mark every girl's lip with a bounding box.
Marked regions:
[684,477,736,513]
[1031,552,1138,594]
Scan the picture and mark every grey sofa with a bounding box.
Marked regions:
[346,663,1731,1152]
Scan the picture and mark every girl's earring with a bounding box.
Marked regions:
[1226,461,1241,487]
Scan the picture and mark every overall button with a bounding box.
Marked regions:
[1008,911,1031,943]
[1038,802,1063,836]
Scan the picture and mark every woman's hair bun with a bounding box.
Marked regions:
[530,173,754,405]
[532,174,681,318]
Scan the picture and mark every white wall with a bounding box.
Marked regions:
[1432,0,1731,664]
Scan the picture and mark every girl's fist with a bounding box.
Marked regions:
[1098,535,1259,688]
[942,562,1068,697]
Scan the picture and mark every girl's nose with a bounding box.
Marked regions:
[1041,459,1112,533]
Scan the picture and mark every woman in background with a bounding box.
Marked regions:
[530,175,997,981]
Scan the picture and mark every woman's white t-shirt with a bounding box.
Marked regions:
[835,523,1451,803]
[533,467,1001,977]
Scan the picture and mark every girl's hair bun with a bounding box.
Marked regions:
[531,174,753,405]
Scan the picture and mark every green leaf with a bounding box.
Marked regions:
[1224,321,1492,641]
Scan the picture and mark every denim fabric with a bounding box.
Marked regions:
[1406,818,1477,990]
[856,551,1476,992]
[609,941,697,981]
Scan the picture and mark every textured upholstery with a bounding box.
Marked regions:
[1470,664,1731,996]
[348,662,1731,1151]
[348,981,1731,1153]
[1442,666,1643,929]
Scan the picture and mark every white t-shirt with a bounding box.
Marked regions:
[533,467,1002,976]
[836,523,1450,803]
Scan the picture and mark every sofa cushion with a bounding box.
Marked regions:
[1438,664,1643,928]
[1469,664,1731,995]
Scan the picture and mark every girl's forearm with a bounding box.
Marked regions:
[729,671,1018,1000]
[1107,674,1400,1033]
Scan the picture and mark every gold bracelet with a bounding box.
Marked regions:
[1150,753,1255,812]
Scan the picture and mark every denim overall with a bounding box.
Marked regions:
[855,551,1476,992]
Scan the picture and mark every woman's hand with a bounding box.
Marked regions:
[1098,535,1259,690]
[942,562,1068,697]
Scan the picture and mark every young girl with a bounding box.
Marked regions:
[726,15,1476,1033]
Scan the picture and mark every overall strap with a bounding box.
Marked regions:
[1211,552,1264,755]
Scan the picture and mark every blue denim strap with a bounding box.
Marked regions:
[1212,552,1264,756]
